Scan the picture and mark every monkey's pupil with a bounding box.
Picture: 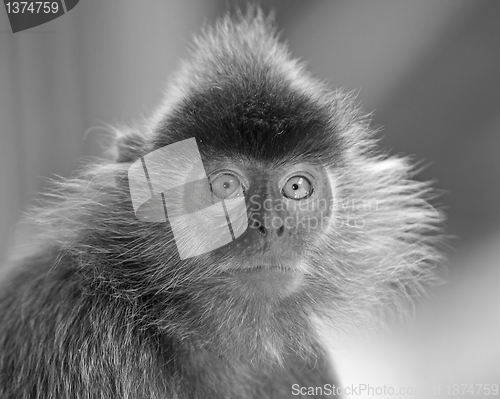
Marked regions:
[223,182,230,189]
[292,183,299,190]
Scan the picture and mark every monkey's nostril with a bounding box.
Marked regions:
[257,225,267,236]
[250,219,267,236]
[276,225,285,238]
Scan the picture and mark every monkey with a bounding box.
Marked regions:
[0,7,444,399]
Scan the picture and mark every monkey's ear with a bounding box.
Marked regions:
[108,126,148,163]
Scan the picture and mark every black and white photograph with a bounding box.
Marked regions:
[0,1,499,398]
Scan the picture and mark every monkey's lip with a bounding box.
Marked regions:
[228,261,298,274]
[237,264,294,272]
[228,263,303,297]
[229,254,299,273]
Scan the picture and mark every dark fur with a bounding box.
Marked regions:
[0,8,444,399]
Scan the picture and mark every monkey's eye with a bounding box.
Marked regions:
[282,176,313,200]
[210,173,242,199]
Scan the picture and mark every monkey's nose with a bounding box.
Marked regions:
[250,219,285,238]
[251,220,267,236]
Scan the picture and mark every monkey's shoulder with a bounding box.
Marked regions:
[0,249,181,397]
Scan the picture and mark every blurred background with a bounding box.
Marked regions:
[1,0,499,397]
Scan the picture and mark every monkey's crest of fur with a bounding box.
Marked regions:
[13,8,445,370]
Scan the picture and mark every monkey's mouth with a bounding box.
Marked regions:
[229,261,303,297]
[241,264,294,272]
[231,253,299,272]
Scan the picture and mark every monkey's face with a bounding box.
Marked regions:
[203,159,334,300]
[147,82,343,302]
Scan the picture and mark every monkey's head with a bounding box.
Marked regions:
[38,9,444,366]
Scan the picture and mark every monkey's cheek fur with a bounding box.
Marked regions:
[230,268,303,298]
